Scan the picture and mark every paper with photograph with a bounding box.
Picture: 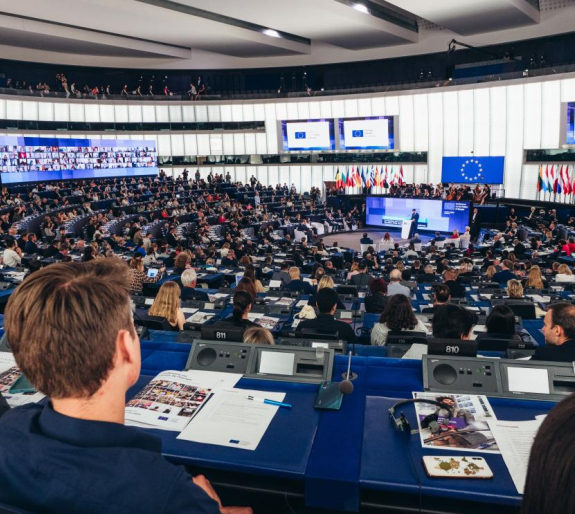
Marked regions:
[125,370,242,431]
[0,353,45,407]
[413,392,500,454]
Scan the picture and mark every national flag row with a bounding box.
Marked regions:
[537,164,575,195]
[334,165,405,189]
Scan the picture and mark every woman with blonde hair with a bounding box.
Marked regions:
[148,281,185,331]
[555,264,575,283]
[346,262,360,281]
[507,279,524,299]
[524,265,547,290]
[485,266,497,279]
[243,326,274,345]
[308,275,345,310]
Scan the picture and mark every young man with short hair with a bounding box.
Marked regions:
[532,302,575,362]
[0,260,251,514]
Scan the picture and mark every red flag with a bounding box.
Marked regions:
[565,166,572,195]
[399,165,405,186]
[346,166,354,187]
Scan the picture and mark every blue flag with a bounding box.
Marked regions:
[441,156,505,184]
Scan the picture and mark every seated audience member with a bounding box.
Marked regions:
[243,326,274,345]
[493,259,516,284]
[218,290,257,329]
[380,232,394,245]
[221,249,239,267]
[172,253,190,276]
[387,269,410,297]
[506,279,524,299]
[417,264,437,283]
[271,262,291,286]
[236,277,257,301]
[324,260,337,275]
[371,294,428,346]
[443,268,466,298]
[148,281,185,331]
[421,284,451,314]
[522,393,575,514]
[297,288,358,346]
[360,233,373,245]
[180,269,209,300]
[0,260,249,513]
[24,233,41,255]
[476,304,520,341]
[432,304,477,340]
[243,264,265,293]
[364,278,387,314]
[346,261,360,281]
[555,264,575,283]
[308,276,345,310]
[532,303,575,362]
[128,255,165,293]
[523,265,548,290]
[350,261,371,288]
[3,238,21,268]
[484,265,497,280]
[283,267,314,295]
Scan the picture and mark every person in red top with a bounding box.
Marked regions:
[559,239,571,256]
[568,237,575,255]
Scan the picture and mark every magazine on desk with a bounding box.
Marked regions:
[413,392,500,454]
[125,370,242,431]
[0,353,45,407]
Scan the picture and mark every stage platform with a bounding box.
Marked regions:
[321,229,433,252]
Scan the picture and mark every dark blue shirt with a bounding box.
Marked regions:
[0,403,220,514]
[493,269,517,284]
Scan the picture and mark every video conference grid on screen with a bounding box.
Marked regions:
[0,136,157,184]
[365,197,470,234]
[338,117,394,150]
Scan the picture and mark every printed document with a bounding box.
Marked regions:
[177,388,286,450]
[0,353,45,407]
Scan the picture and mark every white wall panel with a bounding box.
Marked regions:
[561,78,575,102]
[114,104,128,123]
[297,102,310,119]
[169,105,183,123]
[286,103,299,120]
[197,134,210,155]
[182,105,195,122]
[457,90,474,156]
[54,102,70,122]
[253,104,265,121]
[265,103,278,154]
[223,134,235,155]
[473,89,490,156]
[385,96,400,115]
[256,132,267,154]
[427,93,443,184]
[127,105,141,123]
[244,133,257,154]
[309,101,321,119]
[319,101,332,119]
[170,134,184,156]
[99,104,114,123]
[195,105,208,122]
[22,102,38,121]
[490,87,507,156]
[235,166,247,185]
[207,105,220,122]
[0,100,6,120]
[85,104,100,123]
[300,165,312,192]
[289,166,301,192]
[231,104,243,122]
[268,165,279,187]
[141,105,155,123]
[6,100,22,120]
[442,92,459,156]
[157,134,171,155]
[371,97,385,116]
[69,103,84,122]
[399,96,415,152]
[344,98,359,118]
[220,104,232,122]
[331,100,345,118]
[155,105,169,123]
[523,83,542,149]
[233,133,245,154]
[358,98,371,117]
[505,85,524,199]
[256,166,268,186]
[242,104,255,122]
[541,81,561,149]
[209,134,223,155]
[184,134,197,155]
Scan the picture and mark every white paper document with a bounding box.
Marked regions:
[125,370,242,431]
[268,280,282,288]
[488,419,544,494]
[186,312,215,324]
[0,353,45,407]
[296,300,308,308]
[181,307,199,315]
[177,388,286,451]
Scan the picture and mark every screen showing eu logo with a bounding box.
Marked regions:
[352,130,364,138]
[295,132,306,139]
[441,156,505,185]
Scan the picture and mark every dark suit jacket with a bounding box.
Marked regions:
[493,269,517,284]
[444,280,465,298]
[350,273,371,288]
[181,287,209,301]
[297,313,358,346]
[283,279,314,295]
[532,339,575,362]
[364,293,387,313]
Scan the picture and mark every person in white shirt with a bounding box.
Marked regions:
[371,294,428,346]
[555,264,575,283]
[3,239,22,267]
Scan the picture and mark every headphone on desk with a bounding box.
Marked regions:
[389,399,454,436]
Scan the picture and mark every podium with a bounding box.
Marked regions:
[401,219,412,239]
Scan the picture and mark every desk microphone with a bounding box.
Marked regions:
[351,297,360,356]
[339,352,355,395]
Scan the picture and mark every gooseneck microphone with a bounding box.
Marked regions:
[339,351,355,394]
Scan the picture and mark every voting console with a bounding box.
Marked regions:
[186,340,334,384]
[424,355,575,402]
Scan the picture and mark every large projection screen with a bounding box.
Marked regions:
[365,197,471,234]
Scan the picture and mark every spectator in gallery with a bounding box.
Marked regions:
[120,85,128,96]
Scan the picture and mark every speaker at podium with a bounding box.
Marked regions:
[401,219,413,239]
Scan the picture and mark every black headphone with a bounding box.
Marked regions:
[389,399,454,435]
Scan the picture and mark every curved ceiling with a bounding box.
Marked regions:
[0,0,574,69]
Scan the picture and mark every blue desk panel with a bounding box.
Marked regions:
[360,396,554,507]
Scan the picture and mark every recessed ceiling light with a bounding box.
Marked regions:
[353,4,369,14]
[263,29,281,38]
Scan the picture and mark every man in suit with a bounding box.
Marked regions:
[513,238,527,258]
[408,209,419,239]
[470,208,481,240]
[360,233,373,245]
[166,227,179,248]
[387,269,410,297]
[180,269,209,301]
[271,262,291,287]
[493,259,516,284]
[418,264,438,283]
[443,268,466,298]
[350,261,372,288]
[532,303,575,362]
[283,267,314,294]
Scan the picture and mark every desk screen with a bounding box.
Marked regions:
[365,197,470,233]
[259,351,295,376]
[0,136,157,184]
[507,367,550,394]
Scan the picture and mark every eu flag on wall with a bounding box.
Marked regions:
[441,156,505,184]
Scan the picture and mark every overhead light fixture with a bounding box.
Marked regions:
[263,29,281,38]
[353,3,369,14]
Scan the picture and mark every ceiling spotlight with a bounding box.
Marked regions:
[353,3,369,14]
[263,29,281,38]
